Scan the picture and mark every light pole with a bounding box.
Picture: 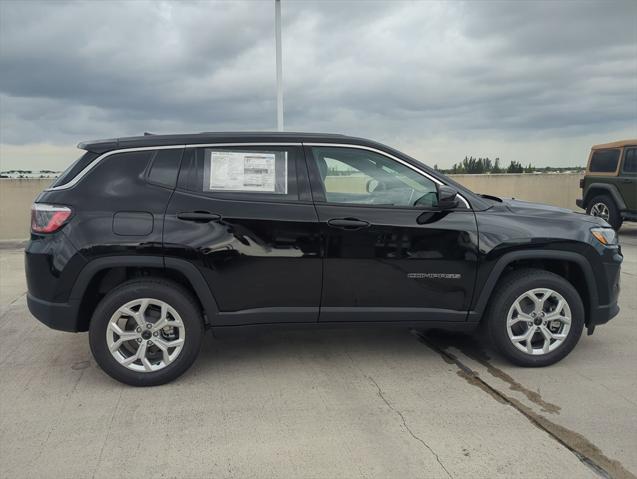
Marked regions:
[275,0,283,131]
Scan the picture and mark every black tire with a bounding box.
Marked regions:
[89,278,204,386]
[486,269,584,367]
[586,194,623,231]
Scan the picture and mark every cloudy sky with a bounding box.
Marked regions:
[0,0,635,171]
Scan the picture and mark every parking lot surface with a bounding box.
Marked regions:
[1,225,636,479]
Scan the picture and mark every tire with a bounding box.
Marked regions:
[486,269,584,367]
[586,194,623,231]
[89,278,204,386]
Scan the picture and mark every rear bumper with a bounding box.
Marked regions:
[27,293,81,332]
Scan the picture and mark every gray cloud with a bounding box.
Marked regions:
[0,0,635,170]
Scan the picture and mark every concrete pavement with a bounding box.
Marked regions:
[0,225,635,478]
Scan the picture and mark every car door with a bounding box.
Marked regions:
[305,144,479,323]
[163,144,322,326]
[619,147,637,210]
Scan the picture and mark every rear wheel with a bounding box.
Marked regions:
[586,194,622,230]
[486,269,584,367]
[89,279,204,386]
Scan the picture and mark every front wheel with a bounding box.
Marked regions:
[89,279,204,386]
[586,194,622,230]
[486,269,584,367]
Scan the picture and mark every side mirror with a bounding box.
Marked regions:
[366,178,379,193]
[437,185,459,210]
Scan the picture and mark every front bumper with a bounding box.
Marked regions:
[27,293,81,332]
[576,199,584,209]
[587,249,622,333]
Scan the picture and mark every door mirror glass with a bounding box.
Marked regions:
[437,185,460,210]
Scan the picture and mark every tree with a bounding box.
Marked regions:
[507,160,524,173]
[492,157,502,173]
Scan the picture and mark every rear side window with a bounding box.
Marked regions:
[622,148,637,174]
[50,151,99,187]
[184,146,301,201]
[147,148,183,188]
[589,149,620,173]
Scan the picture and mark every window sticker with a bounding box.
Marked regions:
[206,150,288,194]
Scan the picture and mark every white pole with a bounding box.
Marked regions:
[275,0,283,131]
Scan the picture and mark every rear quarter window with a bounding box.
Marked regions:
[50,151,99,188]
[589,149,620,173]
[78,151,154,193]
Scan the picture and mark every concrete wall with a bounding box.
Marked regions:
[0,179,52,240]
[0,174,583,240]
[451,173,583,209]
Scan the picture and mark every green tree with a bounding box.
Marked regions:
[507,160,524,173]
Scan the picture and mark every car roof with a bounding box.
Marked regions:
[78,131,375,154]
[591,139,637,150]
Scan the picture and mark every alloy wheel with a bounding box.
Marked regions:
[506,288,571,355]
[590,202,610,222]
[106,298,186,372]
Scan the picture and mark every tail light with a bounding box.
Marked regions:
[31,203,73,233]
[579,179,584,188]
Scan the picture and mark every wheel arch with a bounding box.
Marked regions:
[473,250,598,327]
[70,256,219,331]
[583,183,626,211]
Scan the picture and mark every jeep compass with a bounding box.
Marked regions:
[26,132,622,386]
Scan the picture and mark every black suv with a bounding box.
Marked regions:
[26,133,622,386]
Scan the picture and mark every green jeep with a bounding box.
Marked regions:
[577,139,637,230]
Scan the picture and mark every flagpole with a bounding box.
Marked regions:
[275,0,283,131]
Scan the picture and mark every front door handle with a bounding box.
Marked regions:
[177,211,221,223]
[327,218,370,230]
[621,178,633,183]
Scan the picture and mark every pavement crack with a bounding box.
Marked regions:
[418,332,636,479]
[9,291,27,305]
[366,375,453,479]
[0,291,27,320]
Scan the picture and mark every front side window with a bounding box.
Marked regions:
[187,146,299,200]
[589,149,620,173]
[310,146,438,207]
[622,147,637,174]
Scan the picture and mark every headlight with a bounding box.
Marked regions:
[591,227,617,246]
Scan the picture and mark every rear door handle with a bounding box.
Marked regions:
[177,212,221,223]
[327,218,370,230]
[621,178,633,183]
